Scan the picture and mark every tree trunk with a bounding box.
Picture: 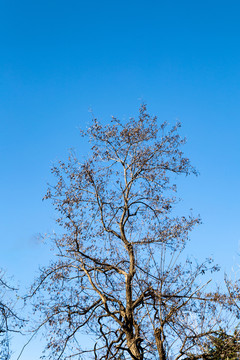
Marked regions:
[126,335,143,360]
[154,328,166,360]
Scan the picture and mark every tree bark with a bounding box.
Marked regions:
[155,328,166,360]
[126,335,143,360]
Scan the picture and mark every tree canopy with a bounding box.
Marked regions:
[30,105,231,360]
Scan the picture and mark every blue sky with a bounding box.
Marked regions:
[1,0,240,358]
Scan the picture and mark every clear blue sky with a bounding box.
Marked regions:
[1,1,240,358]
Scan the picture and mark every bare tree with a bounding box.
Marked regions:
[0,270,22,360]
[0,275,10,360]
[31,105,230,360]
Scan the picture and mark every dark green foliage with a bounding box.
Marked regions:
[185,328,240,360]
[206,329,240,359]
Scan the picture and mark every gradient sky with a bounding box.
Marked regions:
[1,1,240,358]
